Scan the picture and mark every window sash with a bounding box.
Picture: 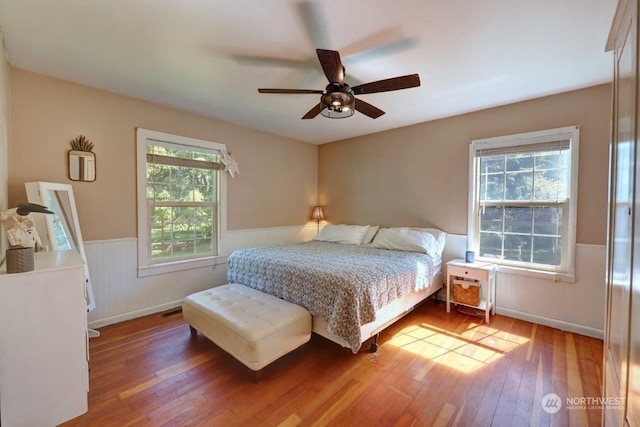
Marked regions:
[476,201,568,271]
[147,201,217,262]
[478,146,570,204]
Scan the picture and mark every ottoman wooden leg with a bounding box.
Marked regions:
[189,325,198,336]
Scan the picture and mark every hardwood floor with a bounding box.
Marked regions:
[63,301,603,426]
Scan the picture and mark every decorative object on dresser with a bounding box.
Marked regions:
[0,202,54,273]
[68,134,96,182]
[446,259,496,323]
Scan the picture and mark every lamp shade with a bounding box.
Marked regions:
[312,205,325,222]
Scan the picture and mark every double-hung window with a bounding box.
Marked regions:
[136,129,227,276]
[468,126,579,279]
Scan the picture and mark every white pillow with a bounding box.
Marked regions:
[372,228,442,257]
[409,227,448,255]
[313,224,369,245]
[361,225,379,245]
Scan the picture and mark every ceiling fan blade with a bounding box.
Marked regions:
[302,103,324,119]
[297,1,330,50]
[341,29,418,61]
[316,49,344,84]
[355,98,385,119]
[258,88,324,94]
[352,74,420,95]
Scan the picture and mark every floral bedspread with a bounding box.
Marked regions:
[226,241,440,353]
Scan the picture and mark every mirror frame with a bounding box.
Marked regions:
[25,181,96,312]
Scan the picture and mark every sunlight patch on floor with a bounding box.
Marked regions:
[388,322,529,374]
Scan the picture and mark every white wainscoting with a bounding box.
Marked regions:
[86,229,605,339]
[85,224,318,329]
[443,234,606,339]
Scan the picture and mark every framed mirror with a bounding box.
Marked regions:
[69,150,96,182]
[25,181,96,312]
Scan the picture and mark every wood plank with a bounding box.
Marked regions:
[60,303,603,426]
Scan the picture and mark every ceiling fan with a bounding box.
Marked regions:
[258,49,420,119]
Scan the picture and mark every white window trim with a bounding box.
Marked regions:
[136,128,228,277]
[467,125,580,282]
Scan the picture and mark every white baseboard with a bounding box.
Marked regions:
[88,299,183,329]
[496,307,604,340]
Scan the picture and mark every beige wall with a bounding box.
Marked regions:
[319,84,611,245]
[9,69,318,241]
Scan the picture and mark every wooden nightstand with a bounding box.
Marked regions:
[446,259,496,323]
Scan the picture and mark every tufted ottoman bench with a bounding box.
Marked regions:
[182,284,311,379]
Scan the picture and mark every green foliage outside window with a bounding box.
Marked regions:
[146,145,219,261]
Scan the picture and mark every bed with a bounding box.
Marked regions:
[226,225,446,353]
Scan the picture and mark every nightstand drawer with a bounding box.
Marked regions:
[446,264,493,282]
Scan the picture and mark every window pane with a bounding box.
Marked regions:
[195,185,214,202]
[196,238,213,254]
[148,184,171,200]
[506,154,533,172]
[533,169,564,200]
[535,152,560,170]
[194,207,214,225]
[480,207,503,232]
[147,164,171,185]
[533,207,562,236]
[479,232,502,258]
[532,236,561,265]
[504,207,532,234]
[480,174,504,201]
[150,206,171,227]
[505,171,532,200]
[503,234,532,262]
[151,242,171,259]
[480,157,504,173]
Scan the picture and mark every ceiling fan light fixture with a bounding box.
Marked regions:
[258,49,419,120]
[320,88,355,119]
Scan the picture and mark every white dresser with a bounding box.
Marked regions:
[0,250,88,426]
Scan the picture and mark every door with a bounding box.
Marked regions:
[605,1,636,425]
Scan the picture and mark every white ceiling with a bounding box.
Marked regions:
[0,0,617,144]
